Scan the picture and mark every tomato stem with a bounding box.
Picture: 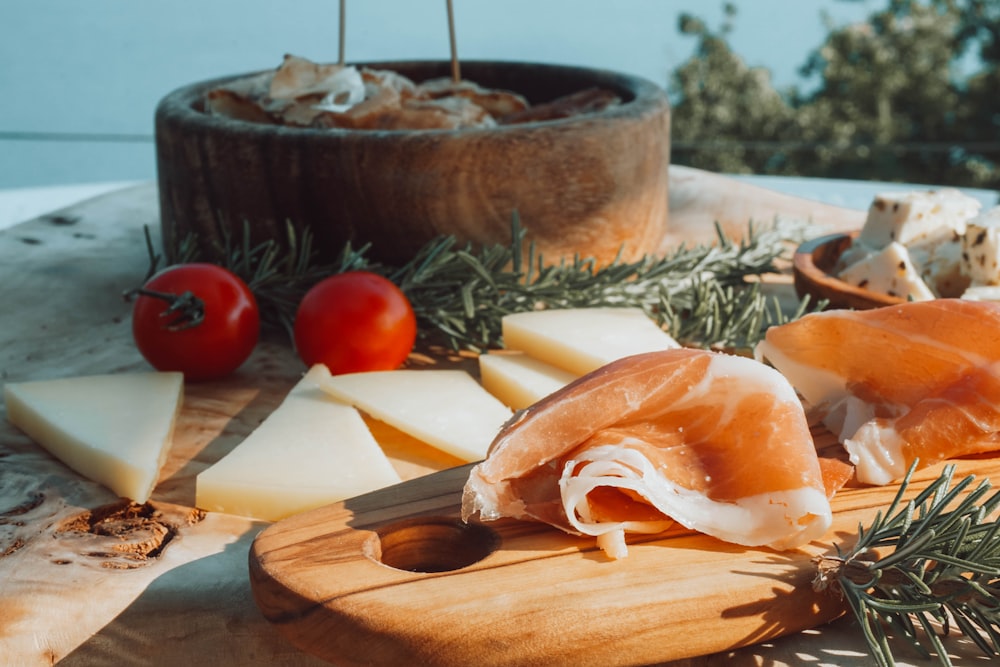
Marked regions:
[124,287,205,331]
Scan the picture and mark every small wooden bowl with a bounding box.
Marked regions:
[792,232,905,310]
[154,60,671,266]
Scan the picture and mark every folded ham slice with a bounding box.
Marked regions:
[462,348,832,559]
[756,298,1000,485]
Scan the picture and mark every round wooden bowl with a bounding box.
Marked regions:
[154,60,671,266]
[792,231,905,310]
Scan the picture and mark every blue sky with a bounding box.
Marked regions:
[1,1,880,187]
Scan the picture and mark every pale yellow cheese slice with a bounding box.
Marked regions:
[3,372,183,503]
[501,307,680,375]
[479,351,578,411]
[318,370,513,462]
[196,364,400,522]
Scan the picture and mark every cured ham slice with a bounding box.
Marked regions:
[755,299,1000,485]
[462,348,832,559]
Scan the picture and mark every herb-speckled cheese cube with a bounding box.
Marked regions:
[837,241,935,301]
[909,235,969,297]
[857,188,981,249]
[834,239,876,273]
[962,206,1000,285]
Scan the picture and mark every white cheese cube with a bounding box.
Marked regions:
[857,188,981,249]
[479,352,579,411]
[834,239,877,273]
[962,206,1000,285]
[501,307,680,376]
[319,370,513,462]
[836,241,935,301]
[908,235,969,297]
[195,365,401,522]
[961,284,1000,302]
[4,372,183,503]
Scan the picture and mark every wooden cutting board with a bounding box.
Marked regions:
[249,452,1000,667]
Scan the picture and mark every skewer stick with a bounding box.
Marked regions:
[338,0,346,65]
[447,0,460,82]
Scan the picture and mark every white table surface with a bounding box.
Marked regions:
[0,180,143,232]
[728,173,998,211]
[1,174,996,234]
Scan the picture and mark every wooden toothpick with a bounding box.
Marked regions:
[338,0,346,65]
[447,0,460,82]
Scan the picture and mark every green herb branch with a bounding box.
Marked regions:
[392,214,816,351]
[168,214,819,352]
[814,463,1000,667]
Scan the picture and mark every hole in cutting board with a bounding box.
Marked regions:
[376,517,499,573]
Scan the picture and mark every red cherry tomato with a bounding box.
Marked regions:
[293,271,417,375]
[130,263,260,381]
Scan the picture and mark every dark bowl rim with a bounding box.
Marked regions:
[155,59,670,138]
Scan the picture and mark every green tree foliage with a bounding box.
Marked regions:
[669,0,1000,190]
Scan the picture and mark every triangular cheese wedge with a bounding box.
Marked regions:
[196,364,401,522]
[319,370,512,462]
[4,372,183,503]
[501,307,680,376]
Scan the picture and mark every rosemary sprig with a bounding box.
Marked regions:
[216,220,373,334]
[163,220,376,334]
[391,214,814,351]
[166,214,818,351]
[815,463,1000,666]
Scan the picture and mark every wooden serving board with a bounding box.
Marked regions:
[249,453,1000,667]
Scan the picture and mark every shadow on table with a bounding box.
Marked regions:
[653,544,997,667]
[57,526,329,667]
[653,616,995,667]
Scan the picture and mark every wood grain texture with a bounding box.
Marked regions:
[0,184,336,667]
[662,166,866,248]
[249,455,1000,667]
[155,61,671,268]
[4,172,985,667]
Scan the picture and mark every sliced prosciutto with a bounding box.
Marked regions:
[462,348,832,559]
[756,299,1000,485]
